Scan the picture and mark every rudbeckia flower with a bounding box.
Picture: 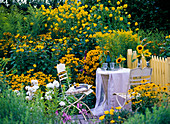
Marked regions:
[104,110,109,114]
[141,79,147,83]
[162,86,167,92]
[99,115,105,120]
[116,57,122,63]
[136,45,144,53]
[110,120,115,123]
[115,106,121,110]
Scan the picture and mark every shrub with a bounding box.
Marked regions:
[124,103,170,124]
[128,82,169,114]
[95,29,138,65]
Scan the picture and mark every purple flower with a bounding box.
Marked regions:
[61,112,71,123]
[82,109,88,115]
[77,103,82,108]
[55,110,58,116]
[79,109,88,115]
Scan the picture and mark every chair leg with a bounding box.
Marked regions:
[115,95,127,108]
[73,95,93,116]
[62,94,88,121]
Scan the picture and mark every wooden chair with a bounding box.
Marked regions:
[113,67,152,108]
[56,63,93,120]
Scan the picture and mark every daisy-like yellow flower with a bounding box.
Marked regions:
[110,108,114,115]
[29,40,33,43]
[136,45,144,53]
[33,64,37,68]
[51,48,55,51]
[104,110,109,115]
[99,115,105,120]
[75,83,79,87]
[161,86,168,92]
[110,120,115,123]
[115,106,121,110]
[116,57,122,63]
[141,79,147,83]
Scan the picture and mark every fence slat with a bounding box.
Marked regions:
[127,49,170,86]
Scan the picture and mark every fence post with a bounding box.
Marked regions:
[127,49,132,68]
[167,57,170,83]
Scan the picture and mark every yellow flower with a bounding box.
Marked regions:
[110,120,115,123]
[135,28,139,31]
[123,4,128,8]
[71,27,74,30]
[116,58,122,63]
[141,79,147,83]
[85,39,89,42]
[23,17,27,21]
[136,54,141,58]
[162,86,167,92]
[135,22,138,26]
[104,110,109,114]
[33,64,37,68]
[127,22,131,25]
[29,40,33,43]
[115,106,121,110]
[128,14,131,18]
[136,45,144,52]
[117,1,120,5]
[120,17,123,21]
[122,57,126,61]
[111,7,115,11]
[45,24,47,27]
[51,48,55,51]
[30,22,34,26]
[105,7,109,11]
[99,115,105,120]
[109,14,113,17]
[75,83,79,87]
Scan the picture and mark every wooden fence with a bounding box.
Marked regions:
[127,49,170,86]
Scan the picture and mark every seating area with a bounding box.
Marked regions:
[0,0,169,123]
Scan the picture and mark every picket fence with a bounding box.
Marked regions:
[127,49,170,86]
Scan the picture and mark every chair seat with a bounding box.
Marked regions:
[65,84,93,95]
[113,92,140,99]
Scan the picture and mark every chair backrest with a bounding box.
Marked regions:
[129,67,152,86]
[56,64,70,86]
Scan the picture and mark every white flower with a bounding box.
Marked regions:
[25,86,30,90]
[14,90,19,93]
[53,80,60,88]
[14,90,20,96]
[45,95,52,100]
[26,91,34,97]
[26,96,32,100]
[31,80,38,86]
[46,83,54,89]
[59,101,66,106]
[32,86,39,92]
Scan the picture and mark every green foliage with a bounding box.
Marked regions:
[0,85,66,124]
[124,0,169,32]
[138,29,170,57]
[95,30,138,64]
[124,104,170,124]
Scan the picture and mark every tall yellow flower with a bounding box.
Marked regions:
[33,64,37,68]
[116,57,122,63]
[135,22,138,26]
[120,17,123,21]
[136,45,144,53]
[110,120,115,123]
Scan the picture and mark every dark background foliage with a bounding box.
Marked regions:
[0,0,169,32]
